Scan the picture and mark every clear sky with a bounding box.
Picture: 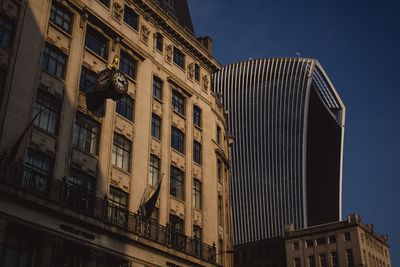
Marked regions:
[188,0,400,265]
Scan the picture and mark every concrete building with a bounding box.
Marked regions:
[213,58,346,244]
[234,214,392,267]
[285,214,392,267]
[0,0,233,266]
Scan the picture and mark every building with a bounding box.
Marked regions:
[285,214,392,267]
[0,0,233,266]
[213,58,346,244]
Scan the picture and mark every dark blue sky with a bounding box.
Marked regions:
[188,0,400,265]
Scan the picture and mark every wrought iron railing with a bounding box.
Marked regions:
[0,157,216,263]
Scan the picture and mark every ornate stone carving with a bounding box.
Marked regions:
[202,75,209,91]
[165,45,173,63]
[112,1,124,22]
[140,24,150,44]
[188,63,194,80]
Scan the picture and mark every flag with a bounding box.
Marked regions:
[140,180,162,219]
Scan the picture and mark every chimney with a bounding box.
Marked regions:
[197,36,213,55]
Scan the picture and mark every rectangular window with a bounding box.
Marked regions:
[331,252,338,267]
[293,242,299,250]
[68,168,96,192]
[41,43,66,79]
[171,126,184,153]
[218,195,223,224]
[173,47,185,69]
[98,0,110,7]
[79,67,97,93]
[155,32,163,52]
[112,133,131,171]
[193,179,201,209]
[109,186,128,207]
[193,141,202,165]
[170,166,184,200]
[328,235,336,244]
[344,232,351,241]
[49,2,72,33]
[33,90,60,134]
[152,75,163,100]
[24,149,53,193]
[124,5,139,30]
[194,63,200,81]
[148,155,160,186]
[346,249,354,267]
[320,254,327,267]
[0,17,13,49]
[316,237,326,246]
[85,27,108,59]
[308,255,315,267]
[306,239,314,248]
[193,225,201,240]
[172,90,185,115]
[216,125,222,144]
[169,214,184,232]
[193,105,201,127]
[73,112,100,155]
[119,51,137,79]
[116,95,134,121]
[217,159,223,181]
[294,258,301,267]
[151,114,161,140]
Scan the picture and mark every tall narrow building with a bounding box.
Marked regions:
[213,58,345,244]
[0,0,233,266]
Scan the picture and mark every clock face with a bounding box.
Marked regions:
[96,69,111,91]
[111,70,128,93]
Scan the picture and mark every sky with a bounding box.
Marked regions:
[188,0,400,265]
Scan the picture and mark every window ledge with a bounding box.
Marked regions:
[116,113,134,125]
[172,109,186,120]
[111,165,131,176]
[153,96,163,104]
[84,47,109,65]
[123,21,139,33]
[95,0,110,10]
[151,136,162,144]
[41,70,65,84]
[32,125,58,140]
[171,148,185,157]
[170,195,185,204]
[49,21,72,39]
[72,146,99,160]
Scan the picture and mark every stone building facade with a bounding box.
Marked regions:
[0,0,232,266]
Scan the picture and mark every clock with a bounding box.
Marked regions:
[111,70,128,94]
[95,68,111,91]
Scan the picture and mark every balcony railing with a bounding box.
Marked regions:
[0,156,216,263]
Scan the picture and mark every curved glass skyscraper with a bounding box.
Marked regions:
[213,58,345,244]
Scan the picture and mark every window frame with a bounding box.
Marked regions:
[109,185,129,208]
[79,67,97,93]
[49,2,73,33]
[119,50,137,80]
[116,95,134,121]
[171,126,184,154]
[193,141,202,165]
[152,75,163,100]
[68,168,96,192]
[41,43,67,79]
[33,90,61,134]
[193,105,202,128]
[124,5,139,31]
[151,113,161,140]
[193,179,201,210]
[155,32,163,52]
[73,112,100,155]
[85,26,108,60]
[170,165,184,200]
[218,195,223,225]
[172,90,185,115]
[112,133,131,171]
[194,63,200,82]
[0,16,14,49]
[148,154,160,186]
[173,47,185,70]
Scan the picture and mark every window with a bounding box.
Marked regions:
[0,17,13,48]
[165,0,174,7]
[173,47,185,69]
[320,254,327,267]
[148,155,160,186]
[41,43,66,79]
[216,125,222,144]
[152,75,163,100]
[155,32,163,52]
[68,168,96,192]
[116,95,134,121]
[293,242,299,250]
[109,186,128,208]
[308,255,315,267]
[85,27,108,59]
[218,195,223,224]
[33,90,60,134]
[112,133,131,171]
[193,105,201,127]
[193,179,201,209]
[306,239,314,248]
[331,252,338,267]
[316,237,326,246]
[49,2,72,33]
[169,214,183,232]
[193,225,201,240]
[294,258,301,267]
[98,0,109,7]
[170,166,184,200]
[169,214,185,250]
[194,63,200,81]
[328,235,336,244]
[217,159,223,181]
[79,67,97,93]
[24,149,53,193]
[119,51,137,79]
[193,141,202,164]
[124,5,138,30]
[346,249,354,266]
[171,126,184,154]
[344,232,351,241]
[151,114,161,140]
[172,90,185,115]
[73,112,100,154]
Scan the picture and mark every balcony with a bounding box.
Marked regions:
[0,156,217,264]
